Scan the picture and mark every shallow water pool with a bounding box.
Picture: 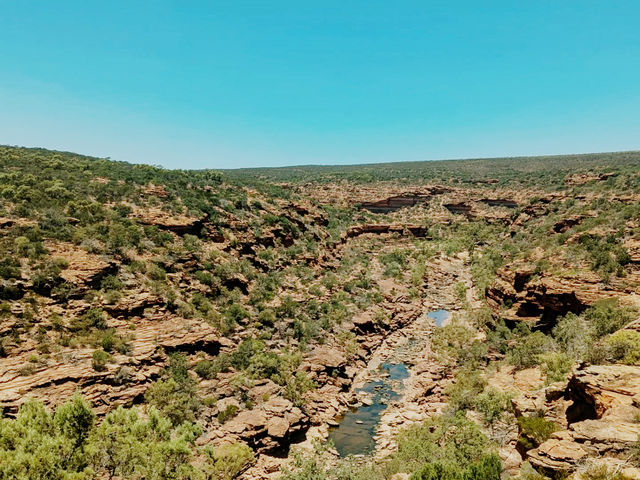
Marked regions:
[427,309,451,327]
[328,362,409,456]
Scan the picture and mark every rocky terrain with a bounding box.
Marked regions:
[2,146,640,479]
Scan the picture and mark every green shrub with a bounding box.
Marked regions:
[87,405,203,480]
[432,319,476,362]
[552,313,592,359]
[389,413,496,476]
[585,300,633,339]
[446,367,487,412]
[100,275,123,291]
[471,249,502,296]
[71,308,108,332]
[508,331,554,369]
[454,282,467,302]
[225,304,249,327]
[201,443,255,480]
[517,414,560,451]
[410,454,501,480]
[0,395,95,479]
[144,353,201,426]
[539,352,573,384]
[195,355,232,379]
[485,320,512,355]
[284,371,316,407]
[257,308,277,326]
[578,463,636,480]
[605,330,640,365]
[217,404,239,424]
[146,263,166,281]
[231,338,264,370]
[379,249,409,278]
[92,349,110,371]
[475,389,513,425]
[99,329,130,354]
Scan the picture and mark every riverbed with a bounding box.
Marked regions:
[328,309,451,457]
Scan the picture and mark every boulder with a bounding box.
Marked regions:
[305,345,347,371]
[521,364,640,476]
[131,207,207,236]
[528,432,588,474]
[47,242,118,294]
[267,417,290,438]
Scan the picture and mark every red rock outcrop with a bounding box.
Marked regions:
[344,224,430,239]
[486,265,619,327]
[47,242,118,295]
[131,207,207,235]
[552,215,586,234]
[513,364,640,476]
[359,193,430,213]
[219,396,308,453]
[565,172,617,186]
[480,198,518,208]
[0,314,220,415]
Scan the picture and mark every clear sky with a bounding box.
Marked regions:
[1,1,639,169]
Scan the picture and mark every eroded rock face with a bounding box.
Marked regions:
[552,215,586,234]
[47,242,118,295]
[565,172,617,186]
[0,314,220,415]
[516,364,640,476]
[527,431,588,474]
[344,224,430,239]
[569,364,640,419]
[359,193,430,213]
[486,265,618,328]
[625,238,640,263]
[444,202,473,217]
[480,198,518,208]
[131,207,207,235]
[220,396,308,453]
[305,345,347,372]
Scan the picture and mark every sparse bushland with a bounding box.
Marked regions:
[145,353,202,426]
[3,145,640,479]
[0,394,254,480]
[516,413,561,451]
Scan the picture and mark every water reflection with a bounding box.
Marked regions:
[427,309,451,327]
[328,362,409,456]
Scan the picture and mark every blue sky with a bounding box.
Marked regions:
[1,1,639,169]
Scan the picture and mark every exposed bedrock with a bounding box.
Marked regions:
[513,364,640,477]
[359,193,430,213]
[485,265,620,330]
[344,224,430,239]
[479,198,518,208]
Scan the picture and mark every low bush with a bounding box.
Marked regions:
[446,367,487,412]
[475,388,513,425]
[585,299,633,339]
[201,443,255,480]
[195,355,232,379]
[605,330,640,365]
[578,463,636,480]
[144,353,201,426]
[517,414,560,451]
[387,413,498,477]
[91,349,110,371]
[508,331,554,369]
[410,454,501,480]
[539,352,573,384]
[217,404,239,424]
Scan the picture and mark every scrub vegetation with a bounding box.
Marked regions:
[2,146,640,479]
